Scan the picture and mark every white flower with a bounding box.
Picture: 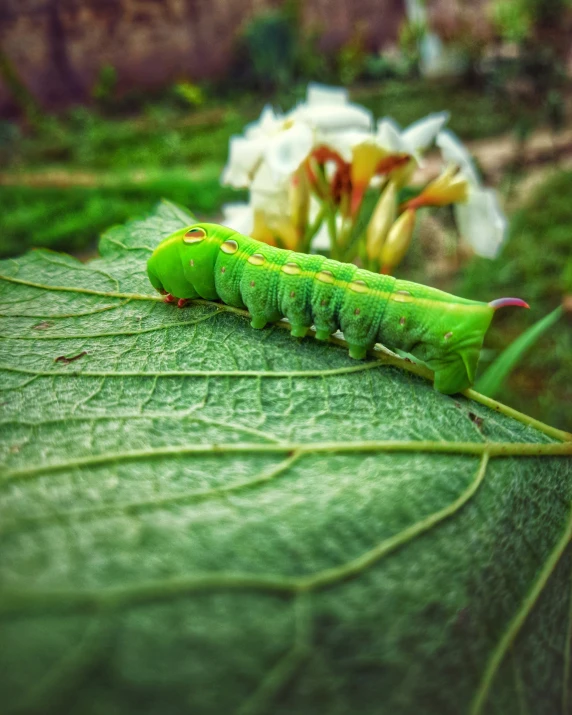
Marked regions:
[221,84,374,189]
[455,189,508,259]
[436,129,480,185]
[288,83,373,135]
[221,203,253,236]
[221,161,290,234]
[222,107,313,188]
[437,129,507,258]
[319,111,449,215]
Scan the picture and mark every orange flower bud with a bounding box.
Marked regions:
[406,165,469,209]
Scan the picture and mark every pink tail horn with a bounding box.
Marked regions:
[488,297,530,310]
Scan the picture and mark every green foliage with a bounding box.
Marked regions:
[337,26,368,86]
[492,0,572,42]
[0,47,44,125]
[0,175,244,258]
[476,306,564,398]
[240,10,297,91]
[492,1,532,43]
[397,18,425,74]
[356,80,516,140]
[173,81,205,108]
[0,201,571,714]
[461,169,572,430]
[91,64,118,106]
[5,107,248,172]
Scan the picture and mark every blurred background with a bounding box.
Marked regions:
[0,0,570,429]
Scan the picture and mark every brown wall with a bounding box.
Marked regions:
[0,0,405,113]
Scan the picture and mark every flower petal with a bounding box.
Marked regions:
[221,136,268,187]
[306,83,349,107]
[436,129,480,185]
[292,103,373,133]
[455,187,507,258]
[245,105,282,139]
[376,118,406,153]
[250,162,290,218]
[290,85,372,133]
[265,123,314,179]
[221,203,254,235]
[402,111,450,153]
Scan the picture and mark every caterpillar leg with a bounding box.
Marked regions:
[177,299,188,308]
[163,293,176,304]
[290,325,310,338]
[348,343,369,360]
[250,315,268,329]
[315,328,332,341]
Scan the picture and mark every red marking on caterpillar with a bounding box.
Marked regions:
[488,297,530,310]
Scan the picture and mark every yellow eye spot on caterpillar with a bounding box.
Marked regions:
[221,239,239,254]
[183,227,206,244]
[282,262,301,275]
[349,280,368,294]
[220,266,226,273]
[316,270,335,284]
[444,331,453,340]
[399,316,406,325]
[354,308,361,315]
[290,291,296,298]
[248,253,265,266]
[393,290,412,303]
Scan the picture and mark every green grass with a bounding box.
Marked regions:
[0,174,245,258]
[460,169,572,431]
[355,79,519,140]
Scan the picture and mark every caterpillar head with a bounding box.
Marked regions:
[147,223,231,300]
[424,297,529,394]
[425,311,494,394]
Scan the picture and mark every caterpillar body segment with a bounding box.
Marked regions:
[147,222,526,394]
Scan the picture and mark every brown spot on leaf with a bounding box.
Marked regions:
[55,351,87,364]
[468,412,484,429]
[33,321,53,330]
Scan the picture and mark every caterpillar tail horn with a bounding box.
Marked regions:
[488,297,529,310]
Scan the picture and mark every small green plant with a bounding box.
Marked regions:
[173,81,205,108]
[240,10,297,91]
[91,64,118,106]
[336,24,368,85]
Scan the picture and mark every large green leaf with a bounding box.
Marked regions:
[0,201,571,715]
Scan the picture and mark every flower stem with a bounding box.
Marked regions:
[301,206,325,253]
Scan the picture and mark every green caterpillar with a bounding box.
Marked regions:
[147,222,528,394]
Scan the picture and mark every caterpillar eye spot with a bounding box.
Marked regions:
[354,308,361,315]
[320,299,327,306]
[189,259,195,267]
[282,262,301,276]
[248,253,265,266]
[316,270,335,284]
[290,291,296,298]
[444,331,453,340]
[221,239,239,254]
[250,281,256,287]
[399,316,406,326]
[220,266,226,273]
[350,280,368,294]
[183,227,207,244]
